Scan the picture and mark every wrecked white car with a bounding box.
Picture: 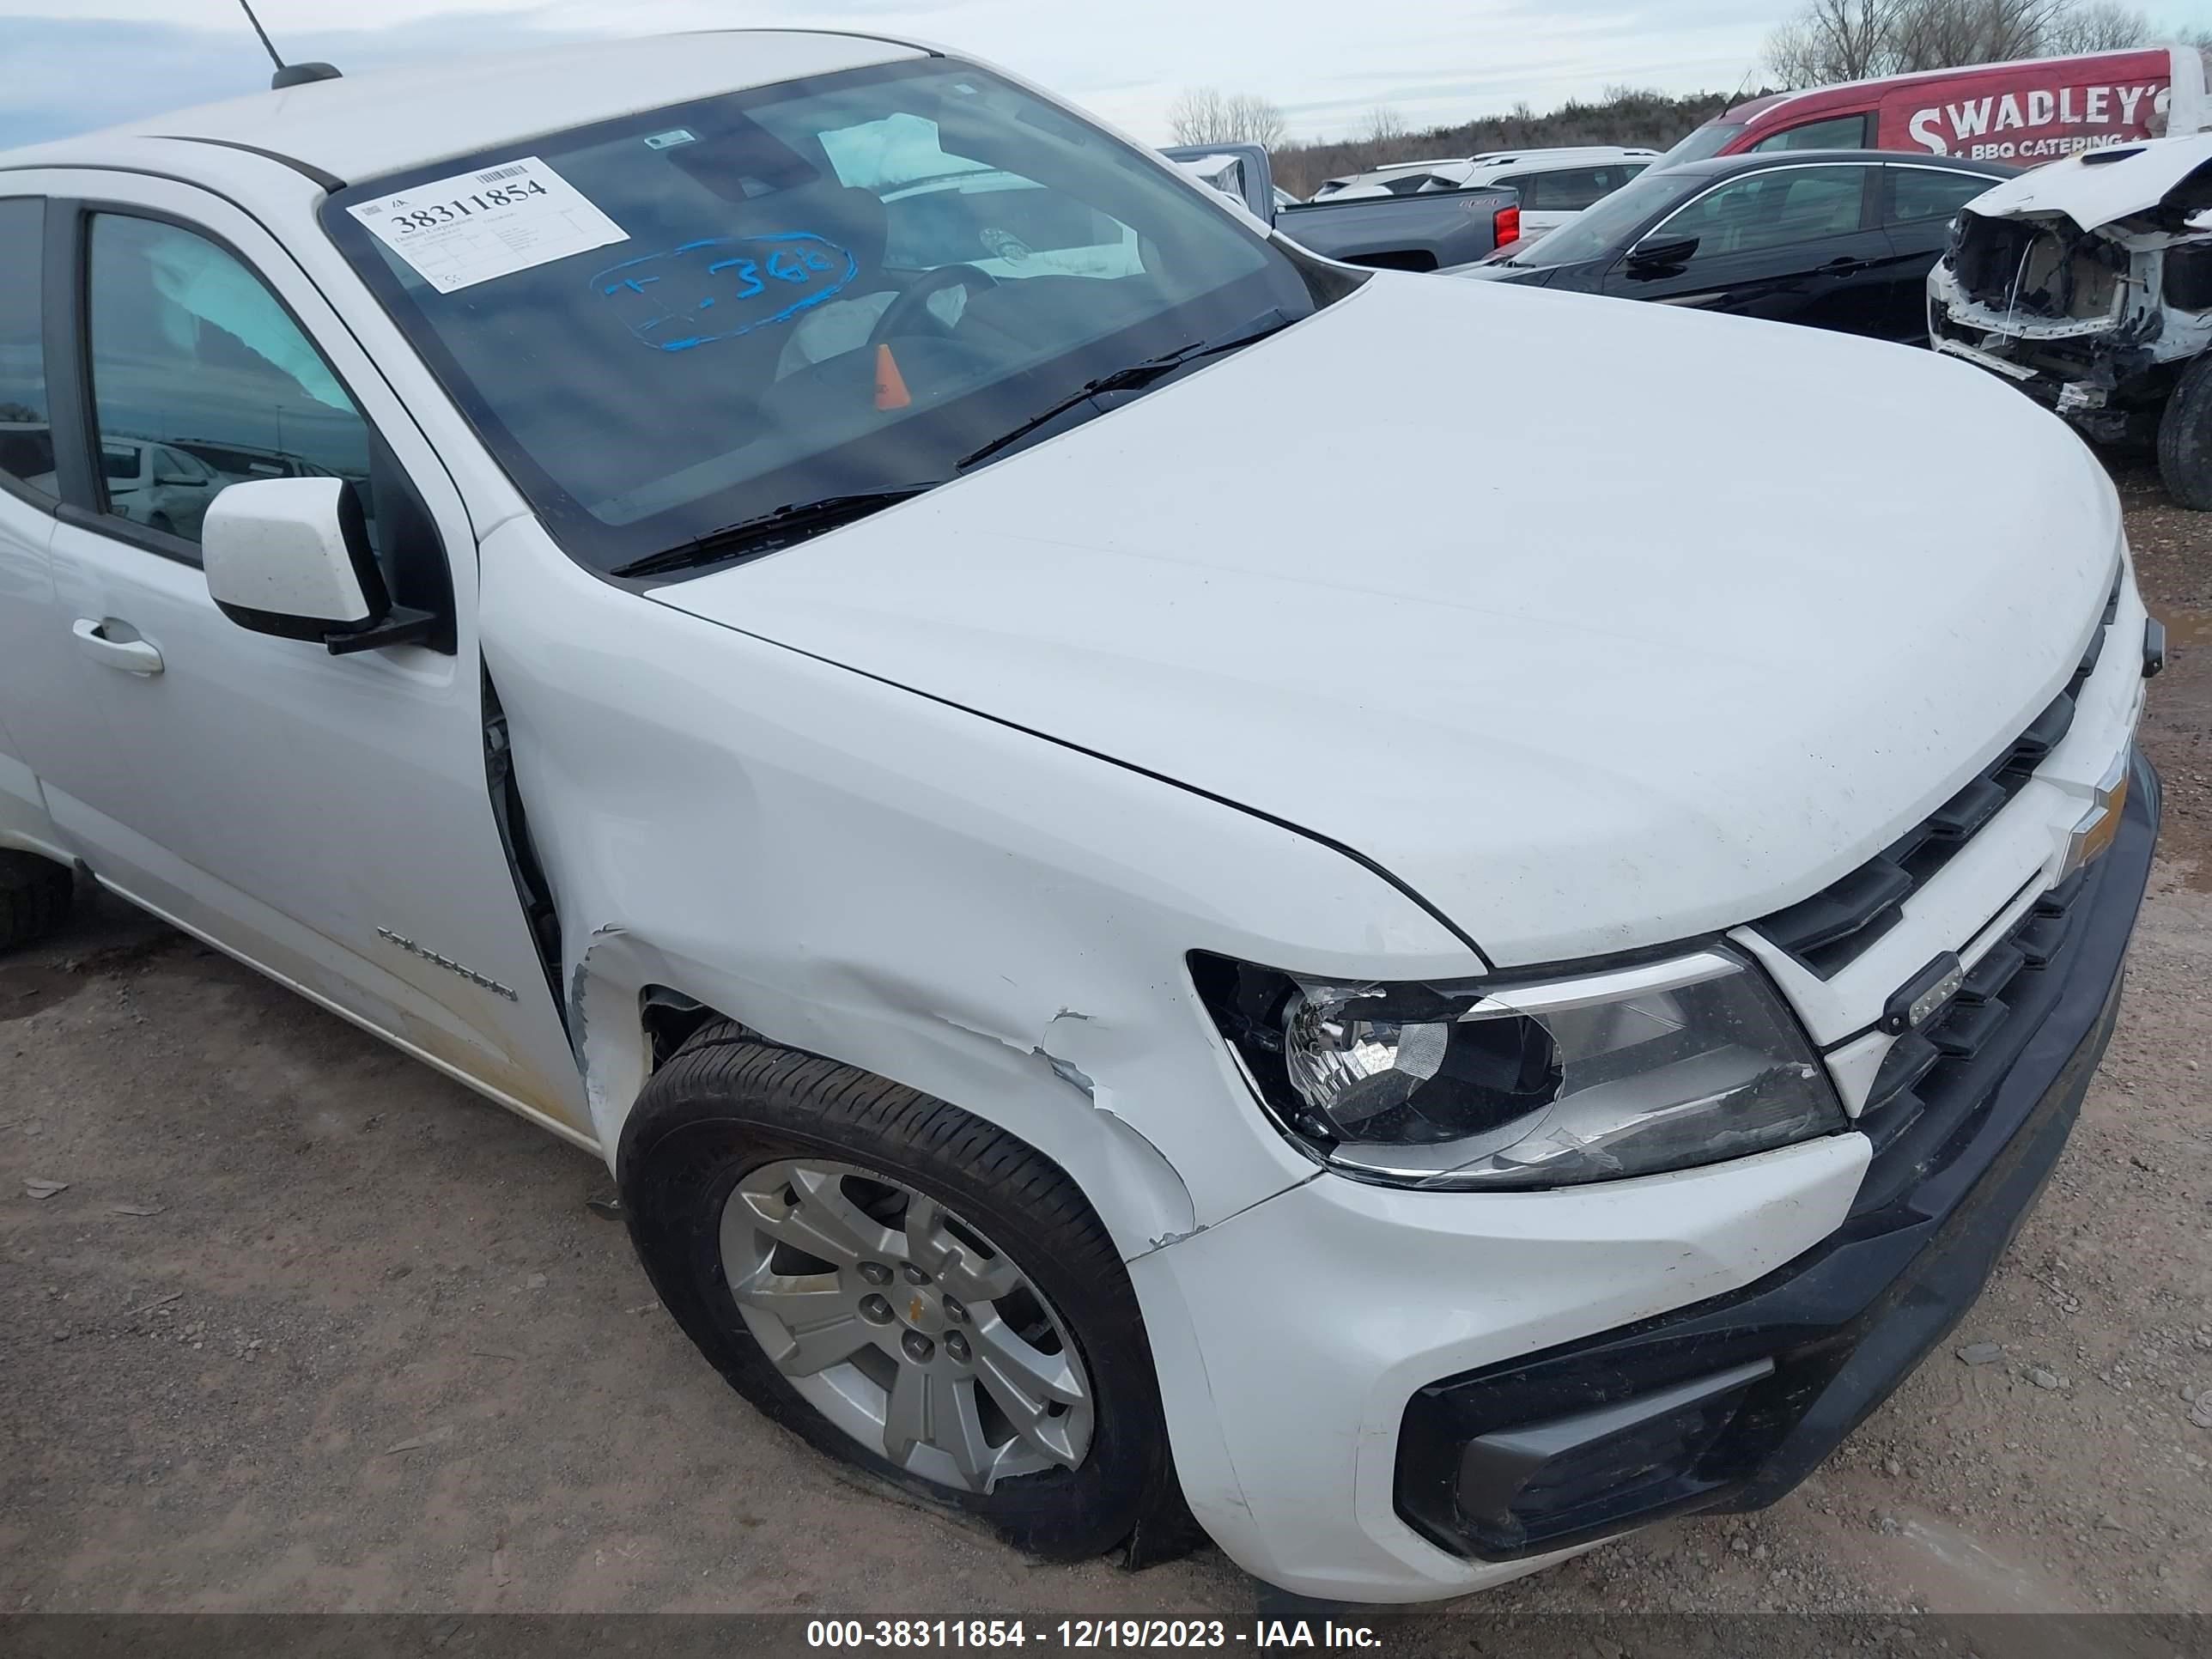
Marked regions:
[1931,133,2212,504]
[0,28,2167,1607]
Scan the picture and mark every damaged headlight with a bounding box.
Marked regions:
[1190,947,1843,1190]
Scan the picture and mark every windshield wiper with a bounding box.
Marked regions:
[612,487,939,580]
[613,314,1297,578]
[956,311,1294,472]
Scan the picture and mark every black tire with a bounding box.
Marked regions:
[618,1022,1184,1560]
[2157,356,2212,510]
[0,852,74,952]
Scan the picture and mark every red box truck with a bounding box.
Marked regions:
[1654,45,2209,169]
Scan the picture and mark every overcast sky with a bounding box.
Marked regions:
[0,0,1839,154]
[9,0,2212,155]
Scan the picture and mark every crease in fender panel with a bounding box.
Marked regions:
[570,924,632,1058]
[927,1006,1206,1255]
[571,935,1227,1254]
[935,1007,1099,1097]
[639,592,1494,967]
[1042,1052,1096,1095]
[1131,1168,1327,1258]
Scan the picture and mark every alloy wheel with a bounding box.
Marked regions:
[720,1158,1095,1492]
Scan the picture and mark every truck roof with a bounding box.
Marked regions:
[1318,146,1656,197]
[1720,45,2179,130]
[1462,146,1660,165]
[0,30,927,185]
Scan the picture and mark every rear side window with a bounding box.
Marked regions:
[1752,113,1872,152]
[1517,166,1641,211]
[1657,166,1875,257]
[82,213,373,550]
[1886,166,1995,224]
[0,198,57,503]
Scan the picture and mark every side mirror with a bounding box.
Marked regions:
[1625,233,1698,274]
[202,477,436,655]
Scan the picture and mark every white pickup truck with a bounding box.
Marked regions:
[0,28,2165,1604]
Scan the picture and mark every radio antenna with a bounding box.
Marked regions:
[238,0,285,70]
[236,0,344,89]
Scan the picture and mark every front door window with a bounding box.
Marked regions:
[83,213,372,548]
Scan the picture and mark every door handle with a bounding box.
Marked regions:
[1820,256,1869,274]
[71,617,164,676]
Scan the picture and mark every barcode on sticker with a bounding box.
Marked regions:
[477,165,528,182]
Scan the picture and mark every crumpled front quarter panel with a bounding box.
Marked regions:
[475,519,1480,1255]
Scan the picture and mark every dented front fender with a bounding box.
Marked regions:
[477,517,1483,1261]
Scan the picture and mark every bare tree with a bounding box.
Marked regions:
[1766,0,2170,84]
[1168,87,1289,148]
[1225,93,1289,149]
[2044,0,2151,50]
[1362,105,1410,146]
[1888,0,2071,70]
[1167,87,1232,145]
[1764,20,1827,83]
[1764,0,1903,85]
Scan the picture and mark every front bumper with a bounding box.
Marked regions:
[1136,750,2156,1602]
[1927,276,2166,429]
[1395,748,2158,1564]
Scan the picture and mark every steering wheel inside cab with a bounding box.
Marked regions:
[868,264,1000,343]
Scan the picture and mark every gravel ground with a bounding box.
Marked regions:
[3,459,2209,1638]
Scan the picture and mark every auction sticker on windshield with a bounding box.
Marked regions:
[346,157,628,293]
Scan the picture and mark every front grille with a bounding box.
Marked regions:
[1848,859,2093,1218]
[1753,574,2120,979]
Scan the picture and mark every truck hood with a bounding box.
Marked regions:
[1965,132,2212,231]
[1451,258,1565,285]
[651,273,2122,967]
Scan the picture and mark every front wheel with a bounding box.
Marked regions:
[2157,355,2212,509]
[617,1025,1183,1559]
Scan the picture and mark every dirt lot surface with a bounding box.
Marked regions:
[3,461,2210,1643]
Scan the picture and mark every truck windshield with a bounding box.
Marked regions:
[1650,122,1746,172]
[323,58,1337,574]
